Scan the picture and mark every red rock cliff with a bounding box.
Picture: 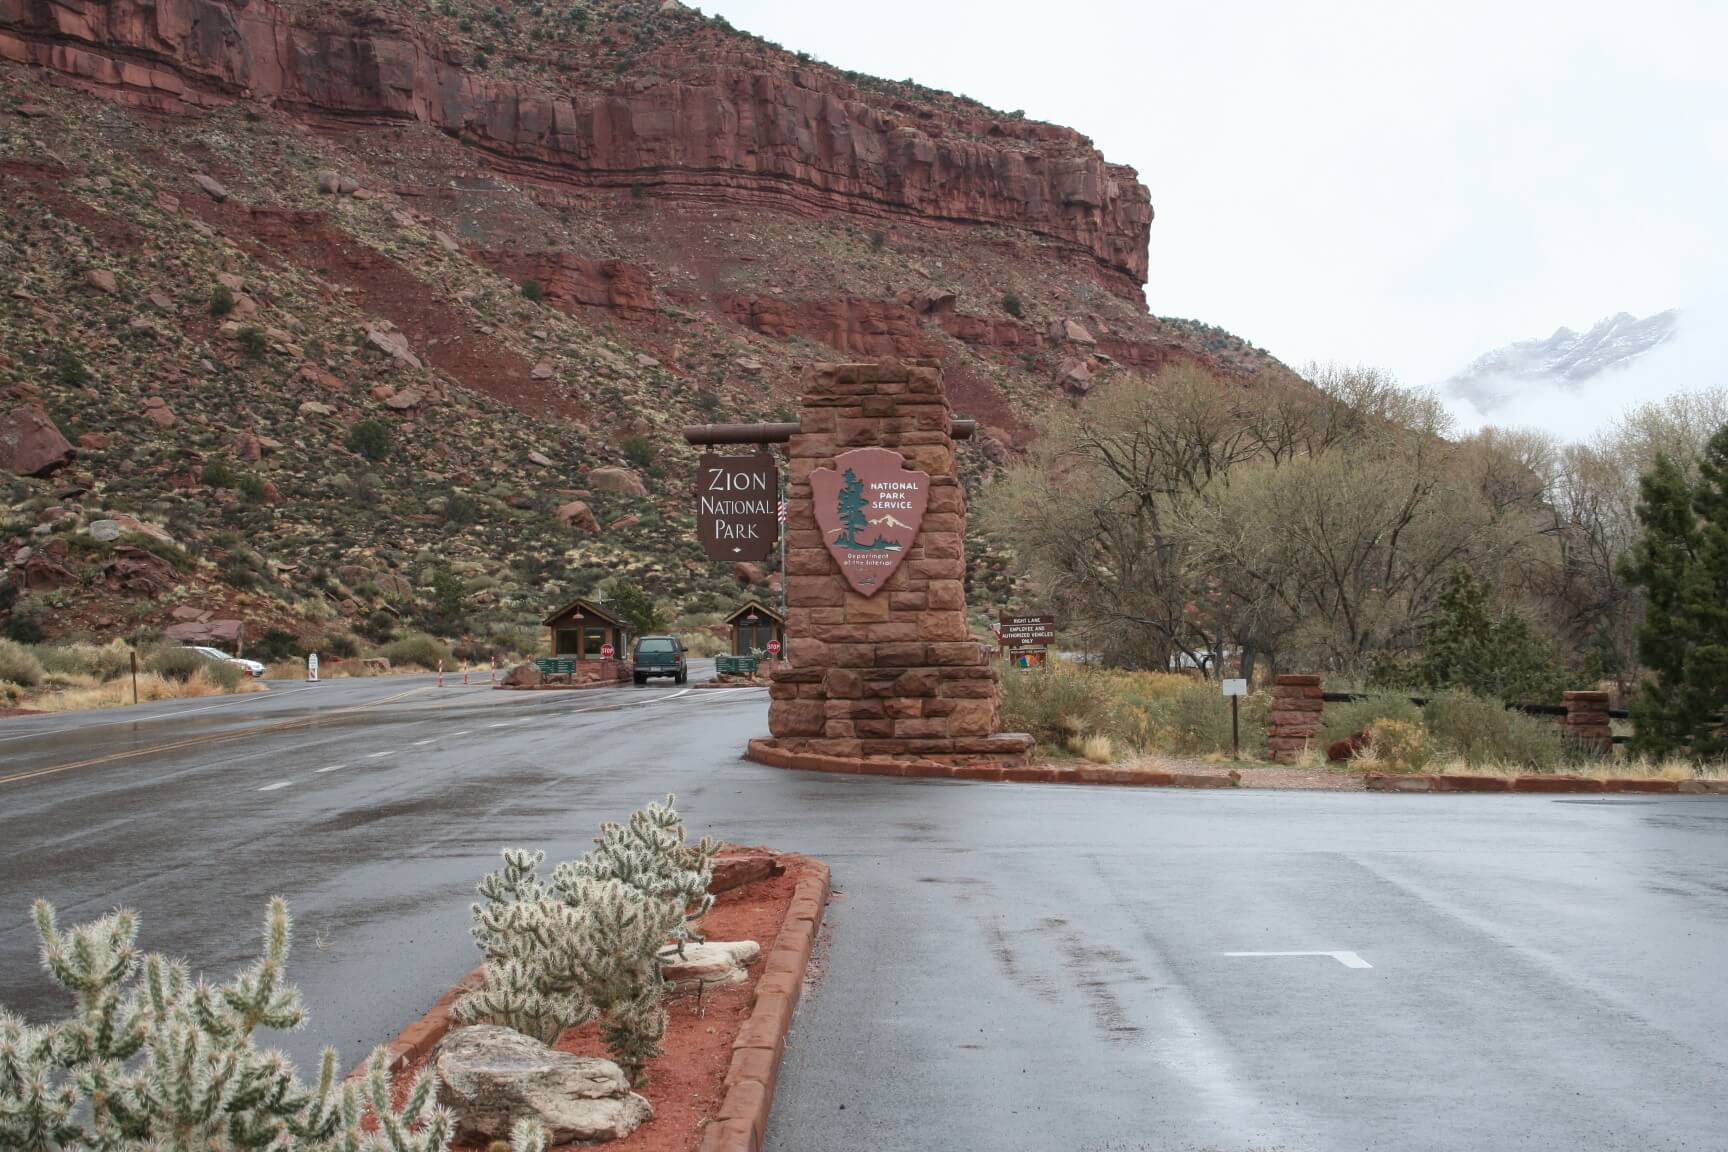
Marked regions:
[0,0,1152,286]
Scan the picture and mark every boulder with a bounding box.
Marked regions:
[434,1026,651,1146]
[1051,318,1096,345]
[531,362,554,380]
[608,513,640,531]
[658,940,760,991]
[192,174,229,202]
[364,322,423,370]
[85,268,118,294]
[587,466,647,497]
[556,500,600,533]
[500,662,542,688]
[86,519,123,542]
[734,561,766,586]
[528,450,554,467]
[0,405,76,477]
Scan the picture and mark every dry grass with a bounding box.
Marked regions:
[1406,756,1728,782]
[1068,733,1116,763]
[27,669,265,712]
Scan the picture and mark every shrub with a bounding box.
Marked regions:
[238,325,268,358]
[324,632,360,659]
[1117,681,1268,758]
[1363,718,1431,772]
[2,598,47,644]
[1322,693,1422,748]
[1000,290,1023,318]
[209,284,235,316]
[53,348,91,387]
[1000,662,1117,747]
[1422,691,1565,769]
[345,418,393,461]
[36,640,132,682]
[621,435,656,471]
[0,638,45,687]
[455,796,718,1084]
[252,627,304,663]
[520,278,544,302]
[147,646,241,690]
[237,473,268,502]
[381,632,451,671]
[0,897,531,1152]
[201,458,239,488]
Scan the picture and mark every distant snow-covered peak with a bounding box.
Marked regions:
[1445,309,1681,413]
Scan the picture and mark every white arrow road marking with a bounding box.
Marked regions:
[315,764,346,773]
[257,780,292,792]
[1224,951,1373,969]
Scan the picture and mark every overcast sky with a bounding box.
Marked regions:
[704,0,1725,437]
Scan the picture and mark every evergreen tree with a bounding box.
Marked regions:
[1620,427,1728,757]
[834,469,868,547]
[1419,568,1568,703]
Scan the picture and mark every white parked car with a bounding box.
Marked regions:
[184,645,267,678]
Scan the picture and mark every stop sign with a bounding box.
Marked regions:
[766,639,782,657]
[600,642,614,659]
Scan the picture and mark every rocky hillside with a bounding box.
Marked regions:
[0,0,1285,653]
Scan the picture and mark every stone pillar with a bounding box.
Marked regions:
[1561,690,1612,755]
[764,360,1032,765]
[1266,674,1324,764]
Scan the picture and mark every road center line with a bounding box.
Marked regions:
[450,731,471,737]
[257,780,292,792]
[412,738,436,746]
[315,764,346,773]
[1224,950,1373,969]
[367,750,394,759]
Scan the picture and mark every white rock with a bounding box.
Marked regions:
[435,1026,651,1145]
[659,939,760,990]
[87,519,122,543]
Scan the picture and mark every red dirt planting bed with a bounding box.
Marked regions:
[384,851,828,1152]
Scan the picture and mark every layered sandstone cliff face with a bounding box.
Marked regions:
[0,0,1152,288]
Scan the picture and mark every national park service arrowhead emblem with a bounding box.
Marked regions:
[810,447,929,596]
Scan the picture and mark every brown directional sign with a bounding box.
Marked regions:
[1000,614,1057,646]
[696,453,779,561]
[810,447,930,596]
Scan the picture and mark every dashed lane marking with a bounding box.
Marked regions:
[1224,950,1373,969]
[315,764,347,773]
[257,781,292,792]
[367,750,394,759]
[450,731,471,737]
[413,738,436,746]
[0,687,431,788]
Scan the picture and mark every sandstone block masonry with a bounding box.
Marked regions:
[1266,674,1324,764]
[766,360,1032,765]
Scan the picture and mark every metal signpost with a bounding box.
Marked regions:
[696,452,780,562]
[1000,613,1057,670]
[1222,677,1248,759]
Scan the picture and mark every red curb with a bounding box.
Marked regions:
[1368,772,1722,794]
[709,857,831,1152]
[745,739,1240,789]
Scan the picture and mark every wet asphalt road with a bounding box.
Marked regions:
[3,673,1727,1152]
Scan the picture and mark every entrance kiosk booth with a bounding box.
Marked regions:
[725,600,785,657]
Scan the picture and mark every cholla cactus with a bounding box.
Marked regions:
[457,796,714,1084]
[553,794,719,951]
[0,898,534,1152]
